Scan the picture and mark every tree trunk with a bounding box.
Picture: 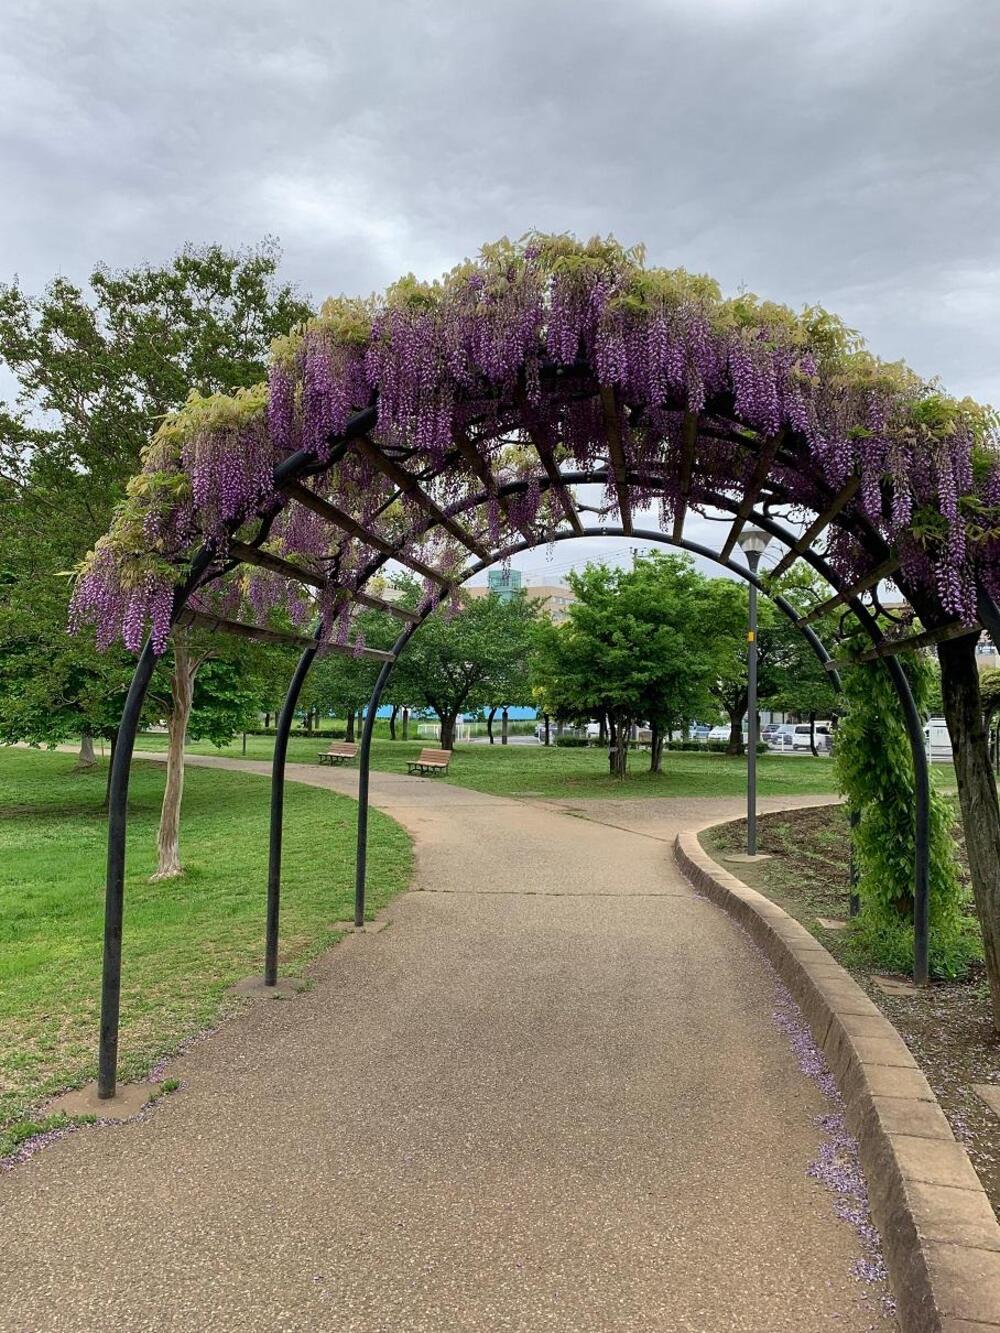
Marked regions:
[264,711,271,729]
[487,705,498,744]
[440,713,458,750]
[727,705,745,756]
[345,709,356,742]
[650,722,664,773]
[809,709,818,757]
[543,713,551,746]
[501,707,509,745]
[153,644,196,880]
[77,729,96,769]
[599,713,607,743]
[389,704,398,741]
[939,636,1000,1030]
[402,707,409,741]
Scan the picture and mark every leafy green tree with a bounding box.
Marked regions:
[533,554,716,777]
[0,240,311,868]
[390,591,539,750]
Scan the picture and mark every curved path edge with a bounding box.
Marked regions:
[674,822,1000,1333]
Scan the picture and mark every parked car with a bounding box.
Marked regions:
[791,721,832,751]
[768,725,796,750]
[690,723,712,740]
[706,724,748,745]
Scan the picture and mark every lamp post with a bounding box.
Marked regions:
[738,527,771,855]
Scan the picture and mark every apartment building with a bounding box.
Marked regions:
[465,568,577,623]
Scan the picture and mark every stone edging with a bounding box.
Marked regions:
[674,826,1000,1333]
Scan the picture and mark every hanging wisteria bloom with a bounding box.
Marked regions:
[69,232,1000,656]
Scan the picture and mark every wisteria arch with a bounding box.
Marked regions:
[75,236,1000,1096]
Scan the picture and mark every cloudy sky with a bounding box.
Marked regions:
[3,0,998,580]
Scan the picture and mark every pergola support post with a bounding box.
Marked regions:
[98,638,160,1099]
[355,631,412,928]
[266,637,322,985]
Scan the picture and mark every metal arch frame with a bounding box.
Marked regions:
[96,430,941,1098]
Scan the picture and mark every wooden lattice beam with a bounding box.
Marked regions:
[672,411,698,541]
[513,388,584,536]
[768,474,862,579]
[719,432,785,561]
[353,436,491,561]
[797,556,902,626]
[282,480,451,586]
[228,541,422,623]
[850,620,980,664]
[451,426,535,541]
[600,386,633,536]
[176,608,396,661]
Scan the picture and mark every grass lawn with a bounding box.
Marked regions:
[128,730,957,801]
[0,746,411,1160]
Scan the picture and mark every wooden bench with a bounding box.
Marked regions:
[407,747,450,776]
[318,742,358,766]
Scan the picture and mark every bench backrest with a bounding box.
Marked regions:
[418,748,451,763]
[325,742,358,756]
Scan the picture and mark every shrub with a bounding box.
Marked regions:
[834,647,975,978]
[554,736,589,748]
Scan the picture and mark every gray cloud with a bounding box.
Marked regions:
[3,0,998,574]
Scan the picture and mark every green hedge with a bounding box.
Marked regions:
[554,736,589,748]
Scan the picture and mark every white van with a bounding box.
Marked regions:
[791,721,832,751]
[924,719,953,761]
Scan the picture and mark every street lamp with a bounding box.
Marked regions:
[738,527,771,855]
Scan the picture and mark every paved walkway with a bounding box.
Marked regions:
[0,761,891,1332]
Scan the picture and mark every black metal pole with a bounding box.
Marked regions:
[355,635,411,928]
[98,551,214,1100]
[266,637,322,986]
[98,639,161,1099]
[745,549,761,855]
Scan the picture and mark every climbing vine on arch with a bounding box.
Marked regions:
[833,649,976,978]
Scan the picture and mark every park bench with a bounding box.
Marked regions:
[407,747,450,776]
[318,742,358,766]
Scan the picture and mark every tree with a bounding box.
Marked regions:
[390,591,539,750]
[0,240,311,862]
[532,554,716,778]
[937,634,1000,1028]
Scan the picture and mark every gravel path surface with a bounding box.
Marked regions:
[0,758,892,1331]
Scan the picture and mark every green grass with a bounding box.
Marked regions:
[0,746,411,1159]
[128,730,957,801]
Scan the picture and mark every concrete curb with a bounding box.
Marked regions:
[674,827,1000,1333]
